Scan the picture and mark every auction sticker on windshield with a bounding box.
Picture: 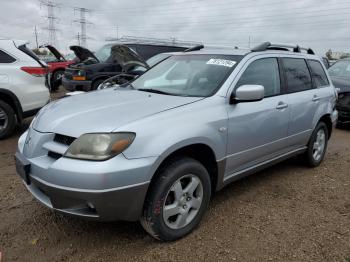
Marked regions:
[206,59,236,67]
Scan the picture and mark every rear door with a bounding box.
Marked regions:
[281,57,321,149]
[225,55,290,176]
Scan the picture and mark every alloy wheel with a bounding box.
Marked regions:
[0,107,8,132]
[312,129,326,161]
[163,174,203,230]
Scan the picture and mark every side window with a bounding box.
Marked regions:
[236,58,281,97]
[282,58,312,93]
[308,60,329,87]
[0,50,16,63]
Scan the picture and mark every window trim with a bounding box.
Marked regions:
[234,57,284,98]
[306,59,330,88]
[0,48,17,64]
[280,57,314,94]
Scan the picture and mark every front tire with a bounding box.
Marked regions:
[141,157,211,241]
[91,79,105,91]
[303,122,329,167]
[0,100,16,140]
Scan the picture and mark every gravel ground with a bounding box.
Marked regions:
[0,89,349,261]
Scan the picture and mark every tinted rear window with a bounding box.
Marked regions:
[0,50,16,63]
[308,60,329,87]
[282,58,312,93]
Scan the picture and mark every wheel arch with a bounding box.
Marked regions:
[318,114,333,139]
[147,143,220,197]
[0,88,23,122]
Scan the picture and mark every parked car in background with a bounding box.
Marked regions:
[16,42,337,241]
[62,43,188,92]
[97,51,176,89]
[328,59,350,125]
[39,45,75,91]
[0,39,49,139]
[322,57,330,69]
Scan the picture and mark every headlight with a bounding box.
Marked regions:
[77,70,85,76]
[64,132,135,161]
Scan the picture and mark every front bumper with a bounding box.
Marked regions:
[16,129,156,221]
[24,174,149,221]
[62,76,92,92]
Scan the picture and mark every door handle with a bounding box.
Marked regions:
[276,102,288,110]
[312,95,320,102]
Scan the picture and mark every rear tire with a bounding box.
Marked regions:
[0,100,16,140]
[140,157,211,241]
[303,122,329,167]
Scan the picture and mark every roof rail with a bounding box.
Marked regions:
[252,42,315,55]
[184,44,204,52]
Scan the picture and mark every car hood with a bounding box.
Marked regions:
[110,44,149,70]
[33,89,202,138]
[331,76,350,93]
[70,45,99,63]
[41,45,66,61]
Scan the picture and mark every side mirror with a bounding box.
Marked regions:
[230,85,265,104]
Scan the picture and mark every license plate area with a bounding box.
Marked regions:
[15,152,31,185]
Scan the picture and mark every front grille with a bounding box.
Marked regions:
[54,134,76,146]
[48,151,62,159]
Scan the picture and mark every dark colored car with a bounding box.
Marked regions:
[62,43,188,92]
[328,59,350,125]
[39,45,76,91]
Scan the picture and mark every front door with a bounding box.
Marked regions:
[225,57,290,178]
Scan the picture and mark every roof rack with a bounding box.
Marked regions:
[105,36,202,48]
[184,44,204,52]
[252,42,315,55]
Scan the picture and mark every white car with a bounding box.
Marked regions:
[0,39,50,139]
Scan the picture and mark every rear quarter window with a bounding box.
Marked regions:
[308,60,330,87]
[0,50,16,63]
[282,58,312,93]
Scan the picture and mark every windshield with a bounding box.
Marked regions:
[94,44,113,62]
[132,54,242,97]
[328,60,350,78]
[95,44,137,63]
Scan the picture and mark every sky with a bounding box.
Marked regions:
[1,0,350,55]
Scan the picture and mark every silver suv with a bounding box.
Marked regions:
[15,42,338,241]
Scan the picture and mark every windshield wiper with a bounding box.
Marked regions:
[137,88,175,96]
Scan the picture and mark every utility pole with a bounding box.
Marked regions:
[34,26,39,49]
[116,25,119,40]
[76,32,81,46]
[40,0,59,47]
[73,7,92,47]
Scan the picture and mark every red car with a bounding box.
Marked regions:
[40,45,76,91]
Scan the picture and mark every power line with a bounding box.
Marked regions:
[73,7,92,47]
[40,0,60,47]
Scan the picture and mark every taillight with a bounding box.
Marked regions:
[21,67,47,77]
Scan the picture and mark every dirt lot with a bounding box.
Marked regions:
[0,89,349,261]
